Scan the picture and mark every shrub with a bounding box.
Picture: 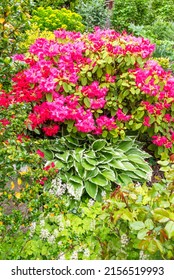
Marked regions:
[75,0,109,31]
[31,7,84,32]
[1,28,173,158]
[0,0,32,90]
[1,174,174,260]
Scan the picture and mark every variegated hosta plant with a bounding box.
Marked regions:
[42,135,152,200]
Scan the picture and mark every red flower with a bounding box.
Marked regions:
[36,149,45,158]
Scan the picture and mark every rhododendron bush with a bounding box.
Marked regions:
[0,28,174,158]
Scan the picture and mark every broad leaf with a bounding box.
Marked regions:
[90,173,108,187]
[92,140,107,151]
[85,181,98,199]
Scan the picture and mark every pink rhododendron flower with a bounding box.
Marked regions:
[116,109,131,122]
[143,116,151,127]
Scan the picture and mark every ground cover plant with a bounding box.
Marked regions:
[0,6,174,259]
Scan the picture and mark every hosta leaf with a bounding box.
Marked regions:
[118,173,133,186]
[85,150,96,158]
[127,154,145,164]
[85,181,98,199]
[116,141,132,152]
[69,176,83,185]
[81,159,95,170]
[85,157,98,166]
[102,169,116,181]
[92,140,107,151]
[109,160,125,170]
[101,152,113,163]
[90,174,108,186]
[74,161,85,178]
[65,135,79,146]
[55,151,70,162]
[85,168,99,180]
[54,160,65,169]
[122,161,136,171]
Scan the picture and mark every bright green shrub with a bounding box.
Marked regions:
[1,173,174,260]
[31,7,84,32]
[19,24,55,53]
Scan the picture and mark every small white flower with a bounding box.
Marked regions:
[121,234,129,245]
[29,222,36,236]
[40,219,45,227]
[88,199,95,207]
[58,241,62,246]
[139,250,149,260]
[83,248,90,258]
[53,229,59,237]
[101,190,106,198]
[40,229,50,239]
[71,251,78,260]
[47,235,55,244]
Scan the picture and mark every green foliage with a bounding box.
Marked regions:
[75,0,109,31]
[0,0,32,90]
[1,171,174,260]
[32,0,77,11]
[111,0,174,32]
[31,6,84,32]
[19,23,55,53]
[40,134,152,200]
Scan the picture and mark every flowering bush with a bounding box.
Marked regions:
[1,28,173,158]
[31,7,84,32]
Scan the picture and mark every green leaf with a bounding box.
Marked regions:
[137,229,148,240]
[153,208,170,223]
[90,173,108,187]
[84,97,90,108]
[130,221,145,231]
[97,67,103,78]
[85,168,99,180]
[63,82,70,93]
[92,140,107,151]
[116,141,132,152]
[102,169,116,181]
[41,149,54,160]
[109,160,125,169]
[85,181,98,199]
[85,156,97,166]
[165,221,174,238]
[126,154,144,164]
[81,159,95,170]
[74,161,85,178]
[46,93,53,102]
[54,160,65,169]
[122,161,137,171]
[65,135,79,146]
[55,151,70,162]
[69,176,83,185]
[118,173,132,185]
